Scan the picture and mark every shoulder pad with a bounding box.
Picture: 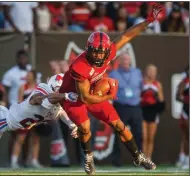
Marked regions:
[70,53,92,81]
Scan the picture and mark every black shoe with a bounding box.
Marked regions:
[133,152,156,170]
[84,153,95,175]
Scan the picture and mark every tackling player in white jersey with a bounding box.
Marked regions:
[0,73,78,139]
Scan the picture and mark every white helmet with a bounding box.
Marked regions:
[47,73,64,92]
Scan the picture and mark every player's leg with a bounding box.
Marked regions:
[77,121,95,174]
[11,131,27,168]
[63,102,95,175]
[88,101,156,170]
[78,119,91,153]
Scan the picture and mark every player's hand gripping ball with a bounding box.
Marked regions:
[91,77,118,98]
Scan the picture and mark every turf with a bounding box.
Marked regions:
[0,165,189,175]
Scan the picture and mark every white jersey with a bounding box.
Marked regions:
[6,83,62,131]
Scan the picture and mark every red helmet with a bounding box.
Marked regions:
[85,31,111,67]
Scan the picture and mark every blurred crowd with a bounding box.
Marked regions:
[0,2,189,34]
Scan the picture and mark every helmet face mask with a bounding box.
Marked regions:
[47,74,64,93]
[87,46,110,67]
[86,31,111,67]
[51,85,60,93]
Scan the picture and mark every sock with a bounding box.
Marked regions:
[11,155,18,164]
[123,137,139,158]
[80,137,92,154]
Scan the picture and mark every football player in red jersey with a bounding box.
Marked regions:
[59,4,162,175]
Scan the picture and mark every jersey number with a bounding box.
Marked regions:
[20,114,44,129]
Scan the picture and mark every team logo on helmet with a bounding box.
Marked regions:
[55,74,63,81]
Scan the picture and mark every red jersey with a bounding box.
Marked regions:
[71,7,91,24]
[86,17,114,32]
[60,43,116,94]
[47,3,65,25]
[123,2,142,15]
[141,80,160,106]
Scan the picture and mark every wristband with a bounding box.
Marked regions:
[65,92,78,102]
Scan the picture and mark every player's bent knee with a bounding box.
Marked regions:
[78,121,91,135]
[109,120,125,133]
[78,128,90,135]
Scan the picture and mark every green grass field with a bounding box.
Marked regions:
[0,165,189,175]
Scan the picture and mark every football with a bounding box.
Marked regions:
[91,77,113,96]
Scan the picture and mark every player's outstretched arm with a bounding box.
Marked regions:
[45,93,67,104]
[29,93,48,105]
[30,93,66,106]
[30,92,78,107]
[75,79,117,105]
[113,4,163,50]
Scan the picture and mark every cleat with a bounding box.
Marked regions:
[133,152,156,170]
[84,153,95,175]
